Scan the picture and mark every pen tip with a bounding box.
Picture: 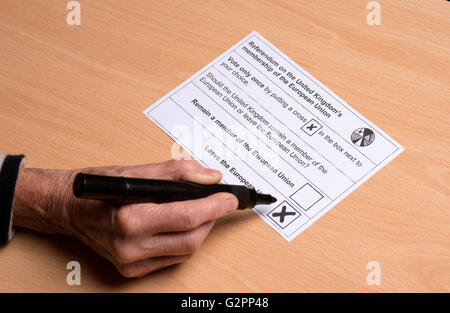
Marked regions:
[256,193,278,205]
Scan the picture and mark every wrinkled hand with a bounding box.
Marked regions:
[12,160,238,277]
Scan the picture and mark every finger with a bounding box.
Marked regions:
[107,159,222,184]
[135,221,215,260]
[107,221,214,263]
[159,159,222,184]
[112,192,238,238]
[150,192,238,233]
[117,255,191,278]
[113,193,236,237]
[81,160,222,184]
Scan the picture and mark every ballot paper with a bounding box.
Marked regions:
[143,31,403,241]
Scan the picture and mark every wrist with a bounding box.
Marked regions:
[12,168,77,235]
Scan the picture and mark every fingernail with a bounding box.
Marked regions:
[205,169,221,178]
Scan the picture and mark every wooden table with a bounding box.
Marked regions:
[0,0,448,292]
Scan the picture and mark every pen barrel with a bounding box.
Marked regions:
[73,173,256,210]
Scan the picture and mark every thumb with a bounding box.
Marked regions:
[180,166,222,184]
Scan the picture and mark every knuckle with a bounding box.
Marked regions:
[180,208,199,230]
[113,207,135,236]
[204,196,222,214]
[110,238,136,264]
[176,159,198,172]
[138,237,157,257]
[165,159,178,169]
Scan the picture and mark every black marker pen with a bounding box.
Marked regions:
[73,173,277,210]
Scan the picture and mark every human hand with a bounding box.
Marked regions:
[12,160,238,277]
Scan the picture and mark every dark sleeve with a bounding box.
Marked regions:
[0,154,26,245]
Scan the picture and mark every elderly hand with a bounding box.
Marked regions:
[12,160,238,277]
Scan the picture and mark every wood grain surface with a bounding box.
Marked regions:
[0,0,449,292]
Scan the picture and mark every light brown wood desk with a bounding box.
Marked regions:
[0,0,448,292]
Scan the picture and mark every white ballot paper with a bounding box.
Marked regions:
[143,31,404,241]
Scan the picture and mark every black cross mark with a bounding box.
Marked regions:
[306,124,317,131]
[272,205,296,223]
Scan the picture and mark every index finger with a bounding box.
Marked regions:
[150,192,239,233]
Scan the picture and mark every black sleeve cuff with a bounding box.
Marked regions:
[0,154,26,245]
